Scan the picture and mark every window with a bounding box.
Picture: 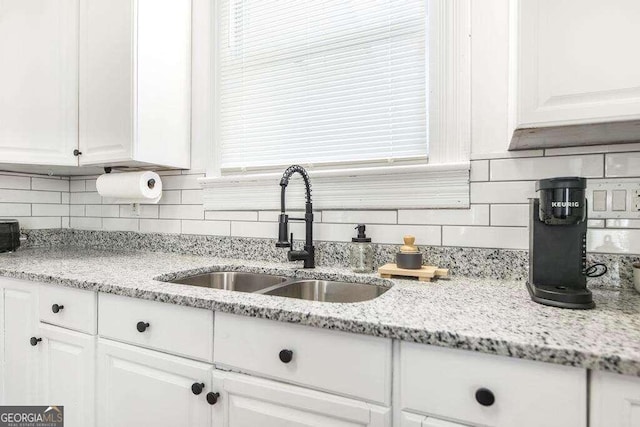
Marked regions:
[219,0,427,171]
[203,0,471,210]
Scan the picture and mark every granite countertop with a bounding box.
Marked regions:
[0,247,639,376]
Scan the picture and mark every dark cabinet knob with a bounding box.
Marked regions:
[279,349,293,364]
[73,149,82,156]
[206,392,220,405]
[475,388,495,406]
[30,337,42,346]
[136,321,150,333]
[191,382,205,395]
[51,304,64,313]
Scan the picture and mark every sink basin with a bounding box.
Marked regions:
[263,280,389,303]
[170,272,288,293]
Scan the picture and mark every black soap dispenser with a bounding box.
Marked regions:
[350,224,374,273]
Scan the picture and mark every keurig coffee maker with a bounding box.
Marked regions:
[527,177,595,309]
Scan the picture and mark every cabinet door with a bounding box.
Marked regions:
[97,339,211,427]
[518,0,640,127]
[211,369,391,427]
[3,286,39,404]
[39,324,95,427]
[591,370,640,427]
[0,0,78,166]
[78,0,133,165]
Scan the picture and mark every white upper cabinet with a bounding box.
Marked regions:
[516,0,640,128]
[0,0,79,166]
[79,0,192,168]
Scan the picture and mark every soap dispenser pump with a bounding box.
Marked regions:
[350,224,374,273]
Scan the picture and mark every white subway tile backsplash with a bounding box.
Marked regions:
[69,180,86,192]
[31,177,69,192]
[85,179,97,192]
[61,192,70,204]
[605,219,640,228]
[158,191,182,205]
[61,216,69,229]
[398,205,489,226]
[70,217,102,230]
[205,211,258,221]
[102,218,139,232]
[470,181,536,204]
[182,220,230,236]
[365,224,441,245]
[321,210,397,224]
[161,174,203,190]
[69,205,85,217]
[588,228,640,254]
[16,217,62,229]
[443,226,528,250]
[605,152,640,177]
[159,205,204,220]
[0,203,31,217]
[32,204,70,217]
[119,204,159,219]
[181,189,203,205]
[70,192,101,205]
[231,221,275,238]
[140,219,181,234]
[490,204,529,227]
[0,175,31,190]
[490,155,604,181]
[0,189,60,204]
[86,205,119,218]
[470,160,489,182]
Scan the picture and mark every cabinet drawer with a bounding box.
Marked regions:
[213,312,392,405]
[39,285,97,334]
[98,294,213,362]
[400,342,587,427]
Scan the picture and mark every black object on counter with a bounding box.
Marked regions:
[0,219,20,253]
[527,176,594,309]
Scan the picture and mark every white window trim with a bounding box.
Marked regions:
[199,0,471,210]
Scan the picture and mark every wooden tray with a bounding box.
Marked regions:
[378,263,449,282]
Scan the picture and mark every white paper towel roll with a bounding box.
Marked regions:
[96,171,163,204]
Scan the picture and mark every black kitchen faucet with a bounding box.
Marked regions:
[276,165,315,268]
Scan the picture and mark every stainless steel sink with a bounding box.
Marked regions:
[170,272,288,293]
[263,280,389,303]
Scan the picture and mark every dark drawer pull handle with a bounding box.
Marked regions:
[191,382,205,395]
[279,349,293,364]
[51,304,64,313]
[475,388,495,406]
[136,321,150,333]
[30,337,42,346]
[206,392,220,405]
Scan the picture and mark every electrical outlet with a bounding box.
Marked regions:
[633,189,640,211]
[588,179,640,219]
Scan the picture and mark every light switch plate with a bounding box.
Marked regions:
[587,179,640,219]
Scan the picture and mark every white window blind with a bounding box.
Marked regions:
[219,0,427,171]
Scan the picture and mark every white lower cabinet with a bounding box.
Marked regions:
[591,370,640,427]
[401,412,467,427]
[2,282,40,405]
[38,323,95,427]
[211,369,391,427]
[97,338,213,427]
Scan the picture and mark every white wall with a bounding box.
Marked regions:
[0,173,70,229]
